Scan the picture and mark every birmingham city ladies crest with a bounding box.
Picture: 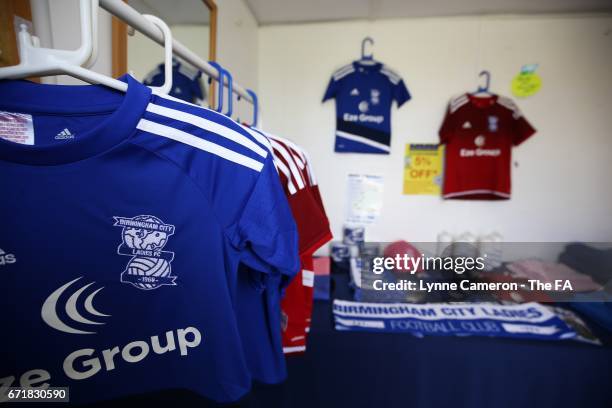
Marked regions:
[113,215,177,290]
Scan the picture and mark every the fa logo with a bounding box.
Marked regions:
[488,115,499,132]
[370,89,380,105]
[358,101,369,113]
[474,135,486,147]
[0,248,16,266]
[113,215,177,290]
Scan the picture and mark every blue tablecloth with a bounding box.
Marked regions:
[248,274,612,408]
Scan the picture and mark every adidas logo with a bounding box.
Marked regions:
[462,121,472,129]
[0,248,16,266]
[55,128,75,140]
[350,88,359,96]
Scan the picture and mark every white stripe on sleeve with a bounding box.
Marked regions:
[136,119,264,172]
[269,139,305,189]
[146,103,268,158]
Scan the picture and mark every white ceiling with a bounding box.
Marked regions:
[245,0,612,25]
[128,0,210,25]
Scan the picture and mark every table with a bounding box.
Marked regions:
[248,274,612,408]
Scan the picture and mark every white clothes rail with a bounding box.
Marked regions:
[99,0,254,105]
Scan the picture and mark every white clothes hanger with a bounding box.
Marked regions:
[140,14,173,95]
[83,0,99,69]
[0,0,128,92]
[0,0,173,95]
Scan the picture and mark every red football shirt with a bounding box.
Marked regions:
[439,94,535,200]
[264,133,332,354]
[287,145,331,340]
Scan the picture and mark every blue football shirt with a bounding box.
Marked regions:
[0,76,299,404]
[144,61,205,104]
[235,264,287,384]
[323,61,410,154]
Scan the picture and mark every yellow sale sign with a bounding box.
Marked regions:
[403,144,444,195]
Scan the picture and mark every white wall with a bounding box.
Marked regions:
[216,0,259,121]
[258,14,612,244]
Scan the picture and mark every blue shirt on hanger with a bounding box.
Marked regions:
[144,60,205,104]
[323,61,410,154]
[0,76,299,404]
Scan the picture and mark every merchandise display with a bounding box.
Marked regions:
[275,279,612,408]
[0,1,611,407]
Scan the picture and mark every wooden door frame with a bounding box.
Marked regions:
[111,0,218,76]
[0,0,38,81]
[202,0,217,62]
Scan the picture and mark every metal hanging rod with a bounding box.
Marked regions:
[99,0,254,104]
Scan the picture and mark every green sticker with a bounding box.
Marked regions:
[512,70,542,98]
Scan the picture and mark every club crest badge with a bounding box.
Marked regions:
[488,115,499,132]
[113,215,177,290]
[371,89,380,105]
